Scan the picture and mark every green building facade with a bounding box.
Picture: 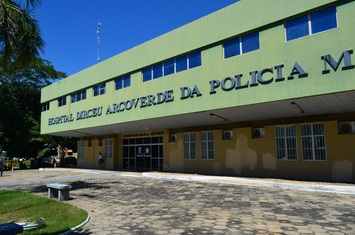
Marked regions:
[41,0,355,183]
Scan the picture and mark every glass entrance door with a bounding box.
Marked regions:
[122,136,163,171]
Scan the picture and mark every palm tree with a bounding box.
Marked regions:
[0,0,44,67]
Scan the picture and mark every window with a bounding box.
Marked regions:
[201,131,214,160]
[77,140,85,158]
[93,83,106,96]
[143,67,152,82]
[164,59,175,76]
[153,64,163,79]
[188,51,201,69]
[115,75,130,90]
[105,139,113,159]
[311,7,337,34]
[88,140,92,147]
[285,6,337,41]
[142,51,202,82]
[301,123,326,161]
[58,96,66,107]
[285,16,309,41]
[224,32,260,59]
[176,55,188,72]
[184,133,196,160]
[275,125,297,160]
[241,32,260,54]
[41,102,50,112]
[224,38,240,58]
[71,89,86,103]
[142,50,202,82]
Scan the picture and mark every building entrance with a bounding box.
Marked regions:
[122,136,163,171]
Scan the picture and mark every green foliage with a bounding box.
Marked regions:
[0,0,44,68]
[0,58,67,158]
[0,0,76,160]
[0,190,88,234]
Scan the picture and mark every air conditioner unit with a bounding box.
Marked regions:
[252,128,265,138]
[169,134,177,142]
[339,122,355,134]
[222,130,234,140]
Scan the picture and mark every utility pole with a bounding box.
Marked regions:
[97,21,101,63]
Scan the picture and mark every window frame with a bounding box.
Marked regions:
[143,67,152,82]
[188,51,201,69]
[93,83,106,96]
[285,6,337,41]
[142,51,202,82]
[71,89,86,103]
[164,59,175,76]
[175,55,188,73]
[104,138,114,159]
[153,63,163,79]
[58,96,66,107]
[301,123,327,161]
[275,125,298,160]
[41,102,50,112]
[184,133,196,160]
[115,75,131,90]
[241,32,260,54]
[77,140,85,158]
[310,6,337,34]
[201,131,215,160]
[224,31,260,59]
[223,38,241,59]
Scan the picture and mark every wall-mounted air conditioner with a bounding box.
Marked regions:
[223,130,234,140]
[169,134,177,142]
[252,128,265,138]
[339,122,355,134]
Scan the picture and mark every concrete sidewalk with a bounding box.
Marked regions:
[142,172,355,195]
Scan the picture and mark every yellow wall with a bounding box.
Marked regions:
[78,138,118,170]
[165,120,355,183]
[78,117,355,183]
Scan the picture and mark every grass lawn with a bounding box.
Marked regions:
[0,190,88,234]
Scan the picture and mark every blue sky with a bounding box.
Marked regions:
[36,0,238,76]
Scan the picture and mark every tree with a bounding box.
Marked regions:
[0,0,44,68]
[0,58,66,159]
[0,0,77,163]
[31,127,78,167]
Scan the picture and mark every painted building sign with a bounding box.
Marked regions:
[48,49,354,126]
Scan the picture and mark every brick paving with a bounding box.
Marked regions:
[0,169,355,234]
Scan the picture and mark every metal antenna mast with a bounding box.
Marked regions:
[97,21,101,63]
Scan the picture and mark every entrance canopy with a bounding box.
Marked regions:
[49,91,355,138]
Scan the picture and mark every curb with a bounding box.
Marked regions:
[59,213,91,235]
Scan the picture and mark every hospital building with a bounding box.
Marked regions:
[41,0,355,183]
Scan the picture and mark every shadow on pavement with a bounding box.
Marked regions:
[29,180,122,200]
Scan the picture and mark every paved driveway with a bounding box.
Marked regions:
[1,169,355,234]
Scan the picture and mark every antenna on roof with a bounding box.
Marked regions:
[97,21,101,63]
